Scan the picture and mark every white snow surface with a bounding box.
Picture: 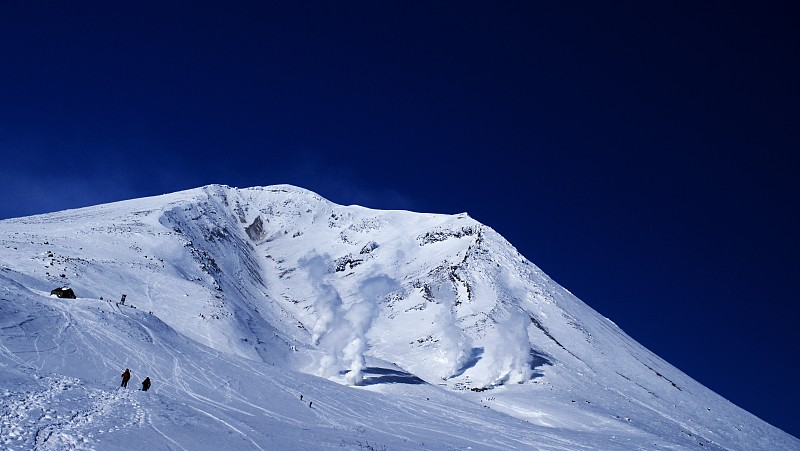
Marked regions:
[0,184,796,450]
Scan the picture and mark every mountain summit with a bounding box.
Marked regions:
[1,184,796,449]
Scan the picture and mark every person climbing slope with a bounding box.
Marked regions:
[121,368,131,388]
[141,377,151,391]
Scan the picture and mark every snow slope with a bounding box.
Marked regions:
[1,184,796,450]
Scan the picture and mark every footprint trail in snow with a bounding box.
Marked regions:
[1,375,145,449]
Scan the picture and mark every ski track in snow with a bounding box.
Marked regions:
[187,404,265,451]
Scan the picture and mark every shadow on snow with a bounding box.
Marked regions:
[340,367,427,386]
[338,347,550,387]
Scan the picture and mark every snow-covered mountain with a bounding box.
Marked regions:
[1,184,796,450]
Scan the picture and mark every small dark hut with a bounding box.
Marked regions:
[50,287,76,299]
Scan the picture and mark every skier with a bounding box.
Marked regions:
[120,294,126,305]
[121,368,131,388]
[141,377,151,391]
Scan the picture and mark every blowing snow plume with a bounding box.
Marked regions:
[341,301,376,385]
[343,275,400,385]
[434,305,473,380]
[302,255,398,385]
[299,253,345,379]
[480,310,534,387]
[300,254,343,346]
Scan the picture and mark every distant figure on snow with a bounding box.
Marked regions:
[120,294,127,305]
[121,368,131,388]
[141,377,151,391]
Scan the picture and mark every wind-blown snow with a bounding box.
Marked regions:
[0,184,797,450]
[482,311,534,387]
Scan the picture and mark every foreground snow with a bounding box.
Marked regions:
[1,184,797,450]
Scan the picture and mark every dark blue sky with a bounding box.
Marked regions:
[2,1,798,438]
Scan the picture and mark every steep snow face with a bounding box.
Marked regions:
[0,184,797,450]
